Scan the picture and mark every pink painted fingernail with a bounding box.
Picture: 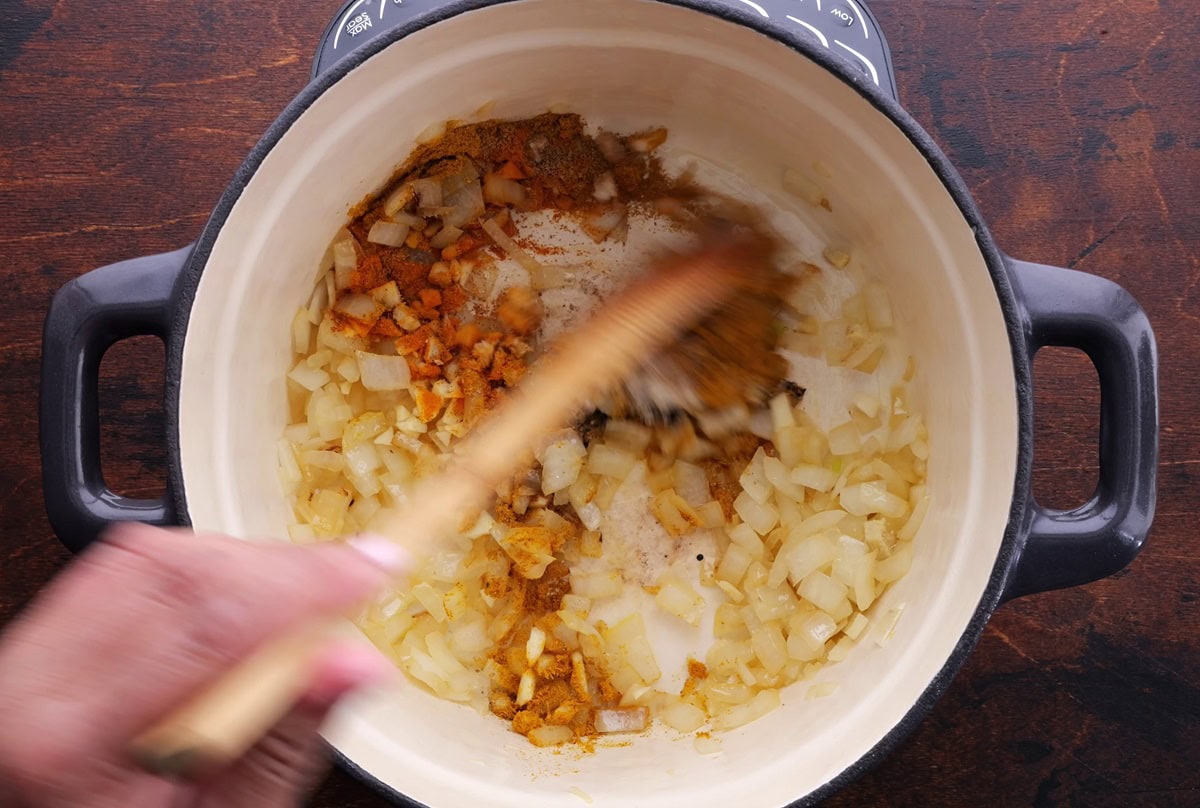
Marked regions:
[349,534,414,575]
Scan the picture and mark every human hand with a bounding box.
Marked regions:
[0,523,406,808]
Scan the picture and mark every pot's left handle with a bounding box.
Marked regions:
[40,247,191,553]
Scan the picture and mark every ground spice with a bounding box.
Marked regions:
[327,111,791,750]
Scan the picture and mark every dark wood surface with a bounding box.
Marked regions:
[1,1,1196,805]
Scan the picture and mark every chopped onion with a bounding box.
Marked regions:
[580,203,628,244]
[411,178,443,209]
[332,238,358,289]
[483,173,526,206]
[661,701,706,733]
[594,707,648,734]
[709,689,780,731]
[334,293,384,327]
[540,432,587,494]
[368,220,410,248]
[528,724,573,747]
[291,307,312,354]
[593,172,618,202]
[356,351,411,391]
[481,217,543,274]
[287,361,330,392]
[797,570,849,616]
[655,575,704,626]
[430,225,463,250]
[841,481,909,518]
[382,183,415,217]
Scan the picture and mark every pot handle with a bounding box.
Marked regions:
[1002,258,1158,601]
[39,247,191,553]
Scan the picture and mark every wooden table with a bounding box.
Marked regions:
[1,1,1195,805]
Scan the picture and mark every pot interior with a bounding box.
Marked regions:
[178,0,1019,804]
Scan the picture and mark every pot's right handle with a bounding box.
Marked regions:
[1003,258,1158,601]
[40,247,191,554]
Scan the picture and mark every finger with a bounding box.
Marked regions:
[194,642,394,808]
[0,524,407,769]
[195,701,331,808]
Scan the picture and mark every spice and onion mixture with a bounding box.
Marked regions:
[280,112,930,750]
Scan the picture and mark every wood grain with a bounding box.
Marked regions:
[1,1,1196,805]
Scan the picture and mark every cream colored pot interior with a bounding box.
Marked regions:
[178,0,1019,804]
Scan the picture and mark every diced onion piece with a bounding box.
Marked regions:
[769,393,797,430]
[709,689,780,731]
[853,393,882,419]
[481,217,544,275]
[874,542,913,583]
[540,432,587,494]
[332,238,358,289]
[738,448,772,504]
[662,701,706,733]
[733,490,778,536]
[557,609,599,637]
[526,626,547,666]
[483,173,526,206]
[791,463,837,493]
[334,292,385,328]
[580,202,629,244]
[655,575,704,626]
[807,681,840,699]
[586,444,637,480]
[287,361,330,392]
[875,603,906,647]
[382,183,415,217]
[516,670,536,706]
[694,735,723,754]
[603,420,653,453]
[592,171,618,202]
[605,614,660,684]
[528,724,573,747]
[828,421,861,455]
[762,454,805,502]
[318,313,368,354]
[714,603,747,638]
[575,501,602,531]
[411,582,448,623]
[291,308,312,354]
[277,440,301,492]
[570,569,623,600]
[899,491,930,541]
[716,543,754,586]
[750,622,788,675]
[841,481,909,518]
[430,225,463,250]
[844,613,870,640]
[411,178,443,209]
[827,635,855,663]
[787,610,837,662]
[728,523,764,558]
[367,219,411,247]
[595,707,649,735]
[797,571,849,617]
[697,501,726,529]
[356,351,411,391]
[651,490,702,538]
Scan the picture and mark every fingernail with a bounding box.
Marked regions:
[349,533,413,575]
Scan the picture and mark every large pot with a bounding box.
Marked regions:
[39,1,1158,805]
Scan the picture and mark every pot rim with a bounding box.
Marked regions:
[164,1,1033,804]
